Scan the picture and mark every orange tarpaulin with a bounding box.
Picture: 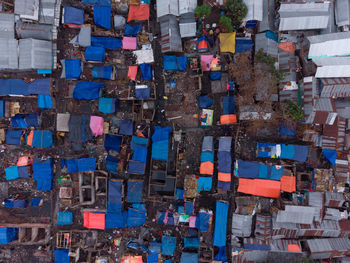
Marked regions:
[238,178,281,198]
[281,176,296,193]
[27,130,33,146]
[128,66,138,81]
[17,156,32,166]
[278,42,296,53]
[121,256,143,263]
[288,244,301,252]
[220,114,237,124]
[83,212,105,230]
[127,4,149,22]
[218,172,231,182]
[200,161,213,175]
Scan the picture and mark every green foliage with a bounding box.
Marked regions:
[219,16,233,32]
[284,100,304,121]
[224,0,248,29]
[256,48,287,84]
[195,4,212,18]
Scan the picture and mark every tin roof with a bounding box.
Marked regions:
[15,0,40,21]
[276,205,315,225]
[336,0,350,27]
[0,13,15,39]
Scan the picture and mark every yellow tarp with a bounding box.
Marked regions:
[219,32,236,54]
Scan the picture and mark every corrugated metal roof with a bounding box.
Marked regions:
[276,205,315,225]
[19,38,52,69]
[316,65,350,78]
[16,21,53,41]
[279,2,330,31]
[179,0,196,15]
[0,13,14,39]
[258,0,275,32]
[335,0,350,27]
[179,13,195,38]
[232,214,252,237]
[0,38,18,69]
[15,0,39,21]
[255,33,278,57]
[160,15,182,53]
[157,0,178,18]
[309,37,350,59]
[315,98,334,112]
[39,0,56,24]
[243,0,263,21]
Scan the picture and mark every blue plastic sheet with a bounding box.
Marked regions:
[105,212,126,229]
[214,246,227,262]
[0,78,49,95]
[124,24,141,36]
[152,126,172,161]
[32,130,53,148]
[119,120,134,135]
[185,201,194,215]
[293,145,308,162]
[209,71,221,80]
[201,152,214,162]
[84,46,105,62]
[245,20,257,28]
[197,177,212,191]
[135,86,150,99]
[258,163,269,179]
[57,211,73,225]
[25,114,39,127]
[147,253,159,263]
[91,36,122,49]
[279,123,295,136]
[106,155,119,174]
[5,130,22,145]
[198,95,213,109]
[108,180,123,205]
[126,206,146,227]
[140,64,152,80]
[92,66,113,79]
[175,188,184,200]
[0,227,18,244]
[66,158,96,173]
[38,95,53,109]
[64,6,84,25]
[65,59,81,79]
[218,151,231,173]
[163,56,187,71]
[161,236,176,256]
[244,243,271,251]
[195,212,209,232]
[28,79,51,95]
[99,97,116,113]
[127,161,145,174]
[217,181,230,191]
[105,134,122,152]
[323,149,337,167]
[184,237,199,248]
[5,166,19,181]
[132,146,147,162]
[235,39,253,53]
[222,96,234,115]
[0,100,4,117]
[11,115,27,128]
[82,0,111,4]
[30,197,42,206]
[74,81,104,100]
[54,249,69,263]
[94,6,111,29]
[281,144,295,160]
[181,252,198,263]
[33,158,53,191]
[270,166,283,181]
[266,30,279,42]
[177,56,187,71]
[213,201,228,247]
[127,180,143,203]
[238,160,259,178]
[4,199,27,208]
[18,166,29,178]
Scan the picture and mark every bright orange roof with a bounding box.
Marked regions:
[281,176,296,193]
[83,212,105,230]
[238,178,281,198]
[128,5,149,22]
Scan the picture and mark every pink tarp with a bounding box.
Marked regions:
[90,116,104,137]
[200,55,213,71]
[122,37,137,50]
[128,66,138,81]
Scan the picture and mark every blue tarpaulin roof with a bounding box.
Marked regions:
[126,205,146,227]
[65,59,82,79]
[184,237,199,248]
[127,180,143,203]
[162,236,176,256]
[64,6,84,25]
[108,180,123,206]
[197,177,212,191]
[0,79,51,96]
[235,38,253,53]
[5,129,22,145]
[213,201,228,247]
[222,96,235,115]
[127,161,145,174]
[66,158,96,173]
[256,142,308,162]
[57,211,73,225]
[0,227,18,244]
[152,126,172,161]
[140,64,152,80]
[163,56,187,71]
[11,114,27,128]
[99,97,116,113]
[91,36,122,49]
[32,130,53,148]
[4,199,27,208]
[198,95,213,109]
[135,86,150,99]
[92,66,113,79]
[73,81,104,100]
[124,24,141,36]
[218,151,231,173]
[38,95,53,109]
[33,158,53,191]
[105,134,122,152]
[323,149,337,167]
[82,0,111,4]
[84,46,105,62]
[0,100,4,117]
[54,249,69,263]
[106,155,119,174]
[209,71,221,81]
[237,160,284,181]
[214,246,228,262]
[6,166,19,181]
[279,122,295,136]
[119,120,134,135]
[105,211,126,228]
[94,6,111,29]
[181,253,198,263]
